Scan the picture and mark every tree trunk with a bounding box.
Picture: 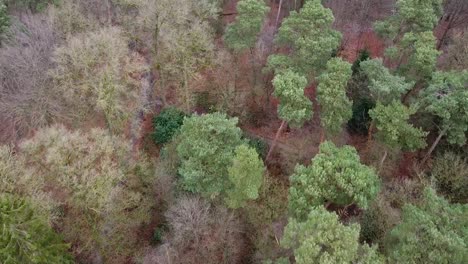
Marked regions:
[266,120,286,161]
[421,129,446,165]
[378,150,388,174]
[275,0,284,27]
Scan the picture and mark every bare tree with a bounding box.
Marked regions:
[437,0,468,49]
[0,13,66,143]
[146,196,247,264]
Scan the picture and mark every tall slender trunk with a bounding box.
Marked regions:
[275,0,284,27]
[266,120,286,161]
[421,129,446,165]
[320,128,325,143]
[378,150,388,174]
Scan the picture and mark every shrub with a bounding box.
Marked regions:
[0,194,73,263]
[347,98,375,135]
[431,151,468,203]
[246,135,268,160]
[152,107,186,145]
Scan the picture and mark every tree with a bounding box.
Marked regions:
[374,0,443,40]
[317,57,353,137]
[266,70,312,161]
[0,194,73,264]
[224,0,269,87]
[152,107,186,145]
[386,188,468,263]
[369,101,427,152]
[51,27,144,133]
[226,144,265,208]
[360,59,413,104]
[420,70,468,163]
[224,0,269,52]
[267,0,341,78]
[19,125,155,261]
[398,31,441,80]
[288,141,380,220]
[177,113,243,198]
[282,206,383,264]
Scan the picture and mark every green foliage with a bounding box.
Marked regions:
[369,101,427,151]
[288,141,380,220]
[360,59,413,103]
[422,70,468,146]
[374,0,443,39]
[282,206,361,264]
[431,152,468,203]
[246,135,268,159]
[317,57,353,135]
[272,70,312,127]
[152,107,186,145]
[177,113,243,198]
[0,194,73,264]
[399,31,441,79]
[267,0,341,77]
[0,0,9,43]
[387,188,468,263]
[226,144,265,208]
[224,0,269,52]
[347,98,375,135]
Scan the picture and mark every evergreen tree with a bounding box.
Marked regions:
[317,57,353,137]
[387,188,468,264]
[282,206,383,264]
[360,59,413,104]
[177,113,243,198]
[369,101,427,151]
[288,141,379,220]
[266,70,312,160]
[420,70,468,163]
[0,194,73,264]
[226,144,265,208]
[267,0,341,78]
[224,0,269,53]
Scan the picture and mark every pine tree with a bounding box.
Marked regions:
[420,70,468,163]
[288,141,379,220]
[226,144,265,208]
[266,70,312,160]
[387,188,468,263]
[224,0,269,53]
[282,206,380,264]
[267,0,341,78]
[177,112,243,198]
[0,194,73,264]
[317,57,353,137]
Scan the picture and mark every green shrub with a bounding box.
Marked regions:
[347,98,375,135]
[431,152,468,203]
[246,135,268,160]
[0,194,73,263]
[152,107,186,145]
